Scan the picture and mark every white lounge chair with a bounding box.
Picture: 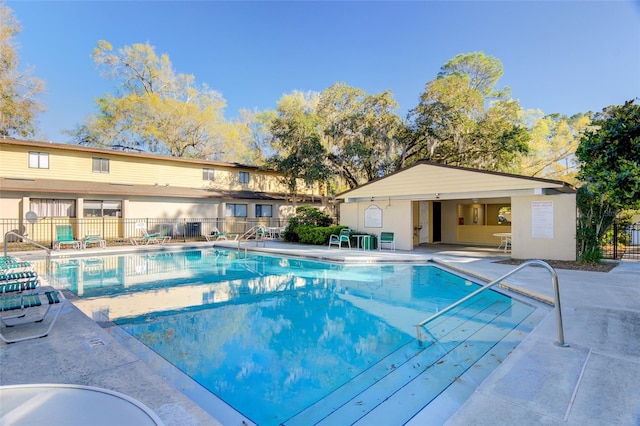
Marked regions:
[131,222,170,245]
[0,282,66,344]
[204,227,238,241]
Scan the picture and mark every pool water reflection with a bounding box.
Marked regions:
[50,249,533,425]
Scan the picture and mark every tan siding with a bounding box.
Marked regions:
[0,142,319,195]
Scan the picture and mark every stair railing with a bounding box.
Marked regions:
[4,231,52,276]
[415,259,568,348]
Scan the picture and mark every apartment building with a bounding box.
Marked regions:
[0,138,327,243]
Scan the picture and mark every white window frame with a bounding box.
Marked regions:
[29,151,49,169]
[239,171,250,184]
[29,198,76,218]
[92,157,110,173]
[226,203,247,217]
[203,168,215,181]
[256,204,273,218]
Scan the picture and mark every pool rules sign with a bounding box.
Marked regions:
[531,200,554,239]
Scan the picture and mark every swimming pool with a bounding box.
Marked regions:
[50,249,538,425]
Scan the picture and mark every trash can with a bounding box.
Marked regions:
[363,235,375,250]
[185,222,201,238]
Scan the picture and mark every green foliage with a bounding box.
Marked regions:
[403,52,529,172]
[296,225,346,245]
[521,112,590,183]
[0,3,45,138]
[575,99,640,261]
[318,82,405,189]
[265,91,332,197]
[68,40,240,160]
[283,206,334,242]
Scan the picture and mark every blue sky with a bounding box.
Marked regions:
[7,1,640,143]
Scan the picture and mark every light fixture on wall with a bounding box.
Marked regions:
[370,196,374,202]
[472,198,479,203]
[435,193,440,199]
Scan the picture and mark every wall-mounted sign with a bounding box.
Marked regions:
[364,205,382,228]
[531,201,554,239]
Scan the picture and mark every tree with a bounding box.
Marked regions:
[0,3,45,138]
[264,91,332,201]
[575,99,640,262]
[521,112,590,184]
[318,82,404,189]
[404,53,529,171]
[69,40,233,159]
[437,51,507,98]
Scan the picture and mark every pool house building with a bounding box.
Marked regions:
[338,162,578,261]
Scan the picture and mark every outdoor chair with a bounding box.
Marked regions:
[329,228,351,250]
[53,224,81,250]
[131,222,171,245]
[379,231,396,251]
[0,284,65,344]
[205,227,238,242]
[83,234,106,249]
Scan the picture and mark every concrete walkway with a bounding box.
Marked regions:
[1,242,639,425]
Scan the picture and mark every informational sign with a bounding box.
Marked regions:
[364,205,382,228]
[531,201,554,239]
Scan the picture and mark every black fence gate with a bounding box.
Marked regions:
[602,221,640,260]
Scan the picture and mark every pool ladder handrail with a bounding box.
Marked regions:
[415,259,568,348]
[236,225,267,255]
[4,231,52,276]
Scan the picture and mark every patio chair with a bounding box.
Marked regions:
[53,224,81,250]
[379,231,396,251]
[83,234,106,249]
[205,227,238,242]
[0,286,65,344]
[131,222,171,245]
[329,228,351,250]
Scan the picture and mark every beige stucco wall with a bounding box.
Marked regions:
[340,200,414,250]
[341,194,577,260]
[511,194,576,261]
[126,199,221,219]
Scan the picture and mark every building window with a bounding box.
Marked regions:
[239,171,250,184]
[203,168,215,181]
[84,200,122,217]
[28,152,49,169]
[256,204,273,217]
[226,203,247,217]
[29,199,76,218]
[92,157,110,173]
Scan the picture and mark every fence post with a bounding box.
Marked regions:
[613,221,618,260]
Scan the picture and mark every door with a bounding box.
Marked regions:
[412,201,420,246]
[433,202,442,242]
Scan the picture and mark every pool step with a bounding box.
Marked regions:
[284,295,532,425]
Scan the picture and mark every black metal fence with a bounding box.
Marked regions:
[1,217,290,250]
[601,221,640,260]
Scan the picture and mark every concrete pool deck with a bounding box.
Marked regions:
[1,241,639,425]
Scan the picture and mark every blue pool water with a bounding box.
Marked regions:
[50,249,535,425]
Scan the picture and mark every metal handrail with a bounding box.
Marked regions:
[3,231,52,276]
[416,259,568,348]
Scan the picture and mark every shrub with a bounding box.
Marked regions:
[296,225,347,245]
[284,206,334,242]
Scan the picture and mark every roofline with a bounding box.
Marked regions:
[0,137,273,172]
[336,161,576,197]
